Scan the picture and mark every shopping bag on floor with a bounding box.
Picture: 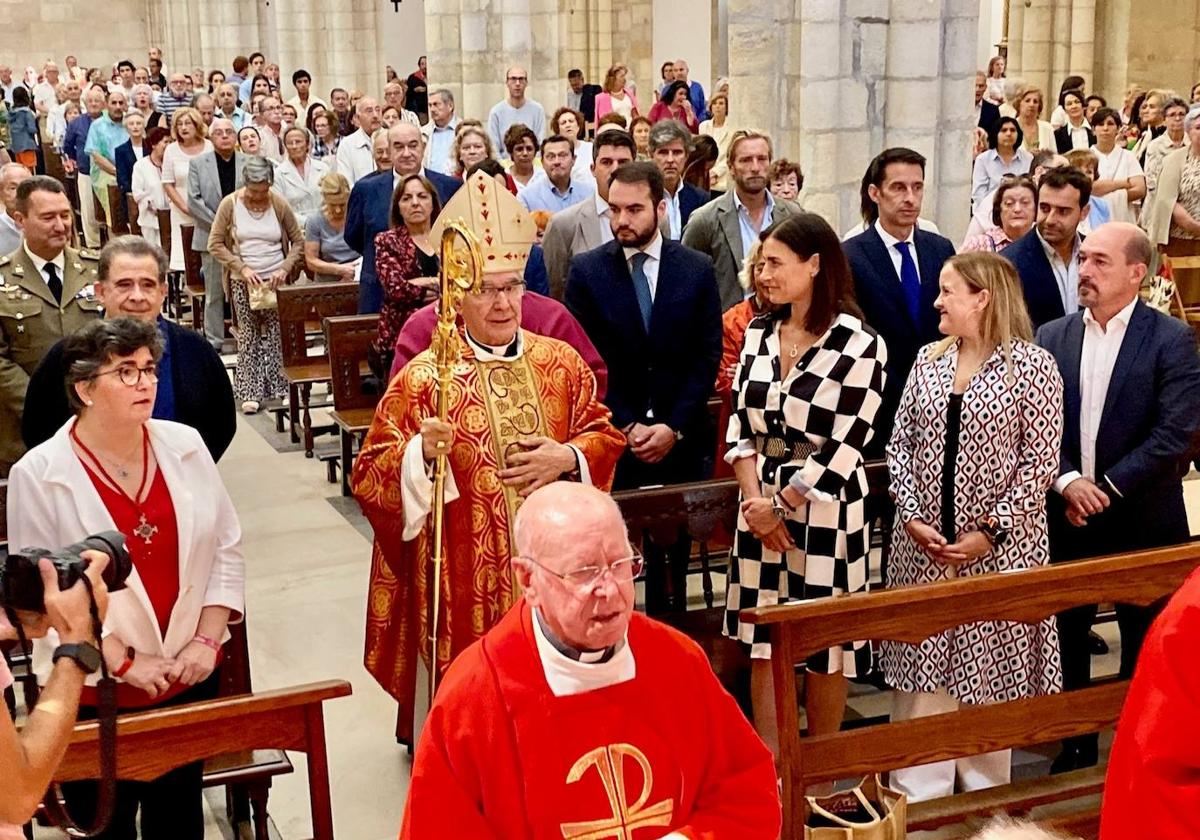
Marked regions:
[804,774,906,839]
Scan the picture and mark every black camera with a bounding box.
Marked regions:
[0,531,133,613]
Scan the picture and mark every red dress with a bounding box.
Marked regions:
[373,227,437,353]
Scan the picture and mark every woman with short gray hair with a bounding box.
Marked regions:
[275,126,330,228]
[207,155,305,414]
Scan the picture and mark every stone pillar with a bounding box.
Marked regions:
[726,0,977,242]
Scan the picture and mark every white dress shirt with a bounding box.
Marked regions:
[23,242,65,295]
[593,192,614,244]
[664,187,682,239]
[1037,229,1081,315]
[335,128,376,187]
[873,219,920,283]
[1053,296,1138,495]
[622,231,663,298]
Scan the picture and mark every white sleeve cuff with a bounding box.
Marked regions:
[565,443,593,486]
[1104,474,1124,499]
[1053,470,1082,495]
[723,441,756,465]
[401,434,460,541]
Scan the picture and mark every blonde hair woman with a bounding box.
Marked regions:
[158,106,212,273]
[594,63,639,123]
[304,172,361,282]
[1011,83,1055,152]
[450,125,494,177]
[881,252,1064,803]
[699,92,733,191]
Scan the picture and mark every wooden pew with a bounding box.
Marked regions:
[52,680,352,840]
[278,283,359,456]
[323,314,381,496]
[155,209,182,320]
[180,225,205,333]
[124,193,141,237]
[106,185,130,236]
[93,191,109,247]
[742,542,1200,839]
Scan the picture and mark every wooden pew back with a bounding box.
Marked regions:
[277,283,359,368]
[54,680,352,840]
[742,542,1200,837]
[323,314,380,413]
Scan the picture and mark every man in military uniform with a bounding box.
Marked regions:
[0,176,103,472]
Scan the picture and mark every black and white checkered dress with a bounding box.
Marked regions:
[723,312,887,670]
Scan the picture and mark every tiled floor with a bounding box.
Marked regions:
[33,400,1200,839]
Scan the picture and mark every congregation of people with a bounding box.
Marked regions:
[2,46,1200,839]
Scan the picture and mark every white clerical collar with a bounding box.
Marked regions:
[531,607,636,698]
[24,242,65,277]
[622,231,663,264]
[464,328,523,361]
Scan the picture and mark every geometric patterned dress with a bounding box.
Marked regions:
[723,311,887,673]
[880,339,1064,703]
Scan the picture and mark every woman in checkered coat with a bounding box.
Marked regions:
[723,214,887,752]
[880,252,1063,801]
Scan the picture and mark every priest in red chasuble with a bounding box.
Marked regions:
[400,482,781,839]
[352,172,625,746]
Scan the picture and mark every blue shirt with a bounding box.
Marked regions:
[425,118,458,175]
[971,147,1033,210]
[63,114,94,175]
[238,77,255,107]
[733,189,776,260]
[153,318,177,421]
[84,113,129,165]
[517,172,593,213]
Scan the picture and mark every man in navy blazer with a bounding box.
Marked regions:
[1037,222,1200,772]
[565,162,721,610]
[344,122,460,313]
[1001,166,1090,329]
[975,71,1000,131]
[648,119,710,239]
[843,148,955,454]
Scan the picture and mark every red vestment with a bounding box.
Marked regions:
[1101,567,1200,839]
[352,331,625,744]
[400,602,781,839]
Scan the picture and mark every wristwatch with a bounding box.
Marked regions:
[53,642,103,675]
[977,515,1009,548]
[771,499,789,521]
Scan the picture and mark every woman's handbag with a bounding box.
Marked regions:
[804,775,907,840]
[247,283,278,311]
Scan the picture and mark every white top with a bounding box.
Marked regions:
[571,140,595,187]
[607,92,634,120]
[1053,296,1138,495]
[131,156,169,230]
[275,156,331,229]
[873,219,920,282]
[594,191,614,244]
[335,128,376,187]
[233,198,286,274]
[160,139,213,222]
[622,231,664,298]
[1092,144,1145,224]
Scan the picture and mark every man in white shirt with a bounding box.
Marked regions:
[254,95,285,162]
[488,66,547,159]
[0,163,31,257]
[285,69,326,120]
[421,89,458,175]
[0,66,18,107]
[31,62,60,117]
[47,79,82,147]
[336,97,382,186]
[1037,221,1200,774]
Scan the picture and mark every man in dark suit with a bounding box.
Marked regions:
[344,121,460,314]
[565,161,721,610]
[1001,166,1089,329]
[648,119,709,239]
[975,70,1000,130]
[843,147,955,455]
[1037,222,1200,773]
[22,236,236,461]
[566,68,602,134]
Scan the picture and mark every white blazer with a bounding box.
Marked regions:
[7,419,245,686]
[274,155,331,230]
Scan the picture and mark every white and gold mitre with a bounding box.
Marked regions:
[431,171,536,275]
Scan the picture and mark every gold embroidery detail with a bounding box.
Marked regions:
[559,743,674,839]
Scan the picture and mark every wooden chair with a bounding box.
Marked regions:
[180,225,205,333]
[278,283,359,456]
[93,191,109,247]
[52,681,352,840]
[323,314,381,496]
[124,194,141,237]
[106,185,130,236]
[41,144,65,181]
[743,541,1200,839]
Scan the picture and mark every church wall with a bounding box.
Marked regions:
[0,0,149,74]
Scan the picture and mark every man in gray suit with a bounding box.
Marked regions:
[543,130,674,300]
[682,129,801,310]
[186,118,245,349]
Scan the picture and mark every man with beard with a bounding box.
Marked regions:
[565,161,721,611]
[683,129,802,310]
[1001,166,1090,328]
[648,120,708,239]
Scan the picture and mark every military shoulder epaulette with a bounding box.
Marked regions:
[78,248,101,261]
[0,254,10,268]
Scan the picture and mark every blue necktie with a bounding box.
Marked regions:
[894,241,921,326]
[630,252,652,331]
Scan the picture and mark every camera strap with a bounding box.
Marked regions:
[13,574,118,838]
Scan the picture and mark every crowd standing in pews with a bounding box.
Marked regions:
[3,48,1200,836]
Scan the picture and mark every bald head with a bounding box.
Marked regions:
[388,120,424,175]
[355,96,381,134]
[514,483,626,559]
[1,163,33,214]
[1078,222,1150,319]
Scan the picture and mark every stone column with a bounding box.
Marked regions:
[726,0,977,242]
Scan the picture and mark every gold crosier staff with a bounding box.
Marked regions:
[427,220,483,698]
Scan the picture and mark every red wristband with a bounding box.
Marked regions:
[113,646,135,678]
[192,634,222,652]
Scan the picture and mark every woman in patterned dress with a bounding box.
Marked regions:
[724,213,887,755]
[880,252,1064,802]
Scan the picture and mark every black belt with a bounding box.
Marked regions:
[756,435,816,462]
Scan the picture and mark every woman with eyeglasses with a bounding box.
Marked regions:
[961,175,1036,253]
[8,317,245,840]
[372,173,442,378]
